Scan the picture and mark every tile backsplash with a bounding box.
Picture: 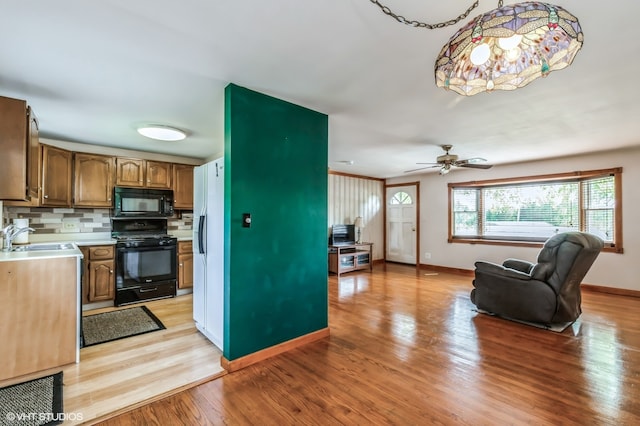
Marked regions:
[168,212,193,232]
[2,207,192,234]
[4,207,111,234]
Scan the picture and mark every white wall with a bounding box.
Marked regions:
[387,146,640,291]
[328,173,384,260]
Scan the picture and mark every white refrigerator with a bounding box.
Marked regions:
[193,157,224,351]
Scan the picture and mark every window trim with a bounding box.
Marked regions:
[447,167,623,253]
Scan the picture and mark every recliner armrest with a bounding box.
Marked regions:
[474,261,533,280]
[502,258,535,274]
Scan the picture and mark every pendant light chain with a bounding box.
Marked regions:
[369,0,486,29]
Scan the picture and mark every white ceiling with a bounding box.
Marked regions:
[1,1,638,178]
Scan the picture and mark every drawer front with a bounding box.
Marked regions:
[178,241,193,254]
[89,245,114,260]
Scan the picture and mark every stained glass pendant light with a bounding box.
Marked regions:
[434,2,583,96]
[369,0,583,96]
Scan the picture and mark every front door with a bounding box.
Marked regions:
[385,184,418,264]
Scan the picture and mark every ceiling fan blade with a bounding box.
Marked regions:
[404,166,439,173]
[415,162,440,165]
[456,157,487,164]
[458,163,493,169]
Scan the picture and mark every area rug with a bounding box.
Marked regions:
[82,305,165,347]
[0,371,63,426]
[474,309,574,333]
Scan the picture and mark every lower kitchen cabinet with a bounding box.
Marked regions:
[0,256,79,381]
[81,245,115,303]
[178,240,193,289]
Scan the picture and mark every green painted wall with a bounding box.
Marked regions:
[223,84,328,360]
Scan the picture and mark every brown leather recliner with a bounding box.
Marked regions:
[471,232,604,325]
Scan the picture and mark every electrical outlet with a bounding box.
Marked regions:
[61,221,79,233]
[424,252,431,260]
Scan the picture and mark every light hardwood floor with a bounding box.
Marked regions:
[99,263,640,425]
[0,294,225,425]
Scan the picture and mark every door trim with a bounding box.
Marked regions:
[384,181,420,266]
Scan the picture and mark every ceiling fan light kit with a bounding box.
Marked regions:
[371,0,583,96]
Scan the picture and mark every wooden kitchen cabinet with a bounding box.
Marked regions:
[0,96,40,202]
[81,245,115,303]
[173,163,194,209]
[26,106,41,201]
[116,157,172,189]
[90,259,115,301]
[74,152,115,207]
[41,144,73,206]
[116,157,145,187]
[178,240,193,289]
[80,246,90,305]
[146,160,172,188]
[0,256,79,381]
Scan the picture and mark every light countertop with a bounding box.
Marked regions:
[171,230,193,241]
[0,244,83,262]
[29,232,115,245]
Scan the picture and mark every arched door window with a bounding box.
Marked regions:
[389,191,413,205]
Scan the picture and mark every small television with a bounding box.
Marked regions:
[331,224,356,245]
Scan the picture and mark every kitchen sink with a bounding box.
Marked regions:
[11,243,76,252]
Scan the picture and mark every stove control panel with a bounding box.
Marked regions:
[117,237,177,248]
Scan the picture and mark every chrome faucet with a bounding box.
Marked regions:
[1,224,35,252]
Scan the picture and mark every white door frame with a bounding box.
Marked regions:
[384,182,420,266]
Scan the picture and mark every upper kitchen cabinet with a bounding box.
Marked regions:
[116,157,145,187]
[41,144,72,207]
[74,153,115,207]
[0,96,40,201]
[26,106,41,201]
[146,160,172,189]
[173,164,194,210]
[116,157,172,189]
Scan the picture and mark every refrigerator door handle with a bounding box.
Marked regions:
[198,215,206,254]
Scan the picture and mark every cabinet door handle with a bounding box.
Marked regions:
[179,263,183,267]
[110,270,113,274]
[44,195,48,199]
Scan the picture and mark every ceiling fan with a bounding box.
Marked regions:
[405,145,493,175]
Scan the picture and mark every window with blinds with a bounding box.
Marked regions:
[448,168,622,251]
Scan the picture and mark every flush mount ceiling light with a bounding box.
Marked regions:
[137,125,187,141]
[370,0,583,96]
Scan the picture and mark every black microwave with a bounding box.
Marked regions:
[113,187,174,217]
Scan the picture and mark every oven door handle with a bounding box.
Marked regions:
[198,215,206,254]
